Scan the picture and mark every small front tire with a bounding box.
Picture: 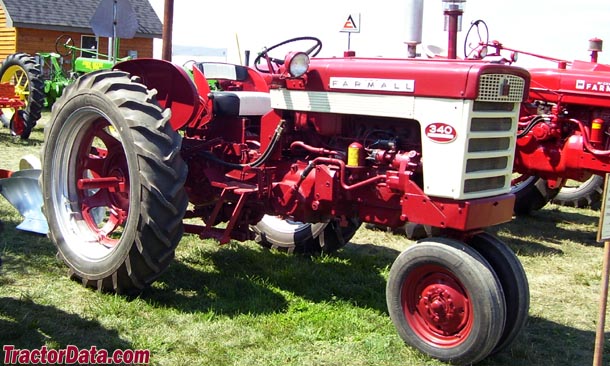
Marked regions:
[252,216,361,254]
[386,238,506,365]
[467,232,529,355]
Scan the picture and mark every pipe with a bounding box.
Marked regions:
[162,0,174,61]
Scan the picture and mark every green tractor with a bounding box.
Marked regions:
[0,35,128,139]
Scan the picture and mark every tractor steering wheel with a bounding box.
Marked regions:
[464,20,489,59]
[55,35,75,57]
[254,36,322,74]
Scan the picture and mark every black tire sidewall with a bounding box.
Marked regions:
[467,232,529,355]
[512,176,559,215]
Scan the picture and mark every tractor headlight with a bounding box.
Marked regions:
[285,52,310,77]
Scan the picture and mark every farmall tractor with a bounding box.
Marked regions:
[39,36,530,365]
[464,20,610,214]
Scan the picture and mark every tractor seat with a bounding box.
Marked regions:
[195,62,249,81]
[195,62,271,116]
[211,91,271,117]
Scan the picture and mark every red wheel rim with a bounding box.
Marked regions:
[10,113,24,136]
[74,118,129,247]
[401,264,473,347]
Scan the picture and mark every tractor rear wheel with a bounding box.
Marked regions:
[0,53,44,139]
[511,175,559,215]
[552,175,603,210]
[386,238,506,365]
[41,70,188,294]
[467,232,529,355]
[252,216,361,254]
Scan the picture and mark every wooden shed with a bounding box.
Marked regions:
[0,0,162,62]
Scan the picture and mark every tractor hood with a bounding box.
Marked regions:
[528,60,610,108]
[297,57,530,101]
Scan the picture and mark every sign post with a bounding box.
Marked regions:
[340,13,361,51]
[594,173,610,366]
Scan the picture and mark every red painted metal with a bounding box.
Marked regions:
[305,57,529,99]
[115,40,526,244]
[114,59,199,130]
[470,27,610,188]
[0,169,12,179]
[74,119,129,246]
[402,264,473,346]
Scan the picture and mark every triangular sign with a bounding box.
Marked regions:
[340,13,360,33]
[344,16,356,29]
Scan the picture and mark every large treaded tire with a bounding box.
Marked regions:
[0,53,45,139]
[512,175,559,215]
[252,216,361,254]
[41,70,188,294]
[552,175,604,210]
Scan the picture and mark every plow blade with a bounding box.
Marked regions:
[0,169,48,235]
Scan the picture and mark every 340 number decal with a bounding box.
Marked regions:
[425,123,457,143]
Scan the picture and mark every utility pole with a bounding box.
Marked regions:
[162,0,174,61]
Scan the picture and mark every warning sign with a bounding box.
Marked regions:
[340,13,361,33]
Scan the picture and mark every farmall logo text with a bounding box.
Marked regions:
[575,79,610,92]
[329,77,415,92]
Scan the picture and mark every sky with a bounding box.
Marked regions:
[148,0,610,68]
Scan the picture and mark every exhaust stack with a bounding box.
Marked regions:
[405,0,424,58]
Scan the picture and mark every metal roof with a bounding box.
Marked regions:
[0,0,162,38]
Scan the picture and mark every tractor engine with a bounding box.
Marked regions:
[508,61,610,212]
[515,61,610,180]
[165,57,530,245]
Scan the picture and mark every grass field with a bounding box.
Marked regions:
[1,117,609,365]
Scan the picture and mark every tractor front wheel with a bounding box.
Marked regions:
[467,232,529,355]
[252,216,361,254]
[41,70,188,294]
[386,238,506,365]
[0,53,44,139]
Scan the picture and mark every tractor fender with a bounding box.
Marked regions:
[114,58,199,130]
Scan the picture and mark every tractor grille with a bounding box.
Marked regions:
[461,110,518,197]
[477,74,526,103]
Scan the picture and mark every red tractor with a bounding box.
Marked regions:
[40,37,530,364]
[465,20,610,213]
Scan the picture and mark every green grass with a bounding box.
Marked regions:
[1,116,610,365]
